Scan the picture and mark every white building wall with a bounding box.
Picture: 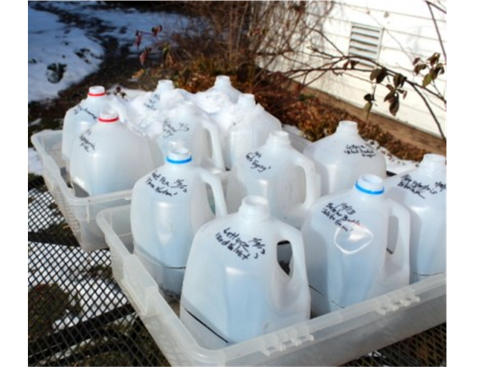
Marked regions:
[260,0,447,138]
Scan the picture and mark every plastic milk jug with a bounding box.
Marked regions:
[227,131,319,228]
[62,86,110,174]
[69,110,156,197]
[180,196,310,349]
[194,75,241,114]
[156,101,225,172]
[125,80,190,167]
[131,148,228,299]
[384,154,446,283]
[303,121,387,196]
[301,174,410,316]
[211,94,282,169]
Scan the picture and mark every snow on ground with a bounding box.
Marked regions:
[28,5,104,103]
[28,1,191,104]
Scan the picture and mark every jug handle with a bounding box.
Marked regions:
[199,169,228,218]
[386,199,411,274]
[275,223,309,287]
[201,119,226,172]
[293,155,320,213]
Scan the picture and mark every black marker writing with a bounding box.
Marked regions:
[397,174,446,199]
[73,105,97,120]
[245,151,271,173]
[78,130,96,152]
[145,170,188,196]
[144,93,160,111]
[321,202,360,232]
[163,120,190,138]
[344,144,376,158]
[215,227,266,261]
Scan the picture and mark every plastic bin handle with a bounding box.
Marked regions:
[198,169,228,218]
[201,118,226,171]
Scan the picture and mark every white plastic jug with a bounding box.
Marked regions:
[301,174,410,316]
[384,154,446,283]
[156,101,225,172]
[211,93,283,169]
[131,148,228,299]
[69,110,156,197]
[180,196,310,349]
[123,80,193,167]
[61,86,110,174]
[227,131,320,228]
[303,121,387,196]
[194,75,241,114]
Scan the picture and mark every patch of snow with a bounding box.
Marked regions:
[28,148,43,176]
[28,6,104,103]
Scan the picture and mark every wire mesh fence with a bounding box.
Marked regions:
[28,175,446,366]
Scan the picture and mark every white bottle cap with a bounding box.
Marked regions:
[98,110,119,124]
[239,196,270,220]
[167,147,193,164]
[336,121,358,135]
[267,130,290,146]
[88,86,106,97]
[355,174,385,195]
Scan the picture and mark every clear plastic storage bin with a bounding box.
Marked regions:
[96,204,446,367]
[31,130,133,252]
[31,129,228,253]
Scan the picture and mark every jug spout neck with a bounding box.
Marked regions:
[354,174,385,197]
[418,154,446,172]
[266,131,290,147]
[238,196,270,221]
[335,120,359,136]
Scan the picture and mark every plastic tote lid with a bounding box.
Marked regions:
[355,174,385,195]
[167,147,193,164]
[88,86,106,97]
[98,110,119,124]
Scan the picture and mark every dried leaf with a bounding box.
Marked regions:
[389,95,400,116]
[364,101,373,115]
[370,68,382,81]
[422,72,433,87]
[413,57,421,65]
[376,68,388,84]
[364,93,374,102]
[394,73,406,88]
[414,63,427,75]
[386,84,395,92]
[384,91,396,102]
[428,52,440,67]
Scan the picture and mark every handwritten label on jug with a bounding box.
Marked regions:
[344,144,376,158]
[163,120,190,139]
[73,105,97,120]
[145,170,188,196]
[215,227,266,260]
[245,151,271,173]
[397,174,446,199]
[144,94,160,111]
[321,202,360,232]
[78,130,96,152]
